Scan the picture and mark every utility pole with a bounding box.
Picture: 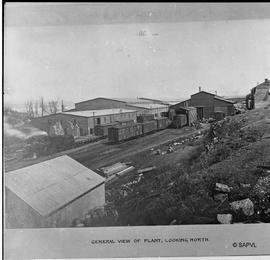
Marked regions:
[93,112,95,135]
[41,97,44,117]
[61,100,65,112]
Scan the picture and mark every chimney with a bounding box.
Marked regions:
[265,78,268,82]
[215,91,217,96]
[199,86,202,92]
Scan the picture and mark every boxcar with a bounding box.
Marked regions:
[108,124,143,143]
[155,117,171,130]
[136,114,155,123]
[116,119,135,126]
[141,121,158,135]
[171,114,187,128]
[94,122,119,137]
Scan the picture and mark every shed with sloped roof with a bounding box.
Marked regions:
[171,91,235,120]
[5,155,105,228]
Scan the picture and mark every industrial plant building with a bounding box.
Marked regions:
[30,97,169,137]
[175,90,235,120]
[72,97,169,118]
[31,108,137,136]
[5,155,105,228]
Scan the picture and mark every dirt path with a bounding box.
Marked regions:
[5,126,206,172]
[70,127,204,170]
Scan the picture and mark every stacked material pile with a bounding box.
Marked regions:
[101,162,135,184]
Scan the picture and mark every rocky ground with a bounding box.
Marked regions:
[80,107,270,227]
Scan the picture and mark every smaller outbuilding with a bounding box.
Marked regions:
[5,155,105,228]
[169,106,197,126]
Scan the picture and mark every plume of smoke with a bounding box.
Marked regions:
[4,117,47,139]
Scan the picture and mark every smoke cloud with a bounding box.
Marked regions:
[4,117,47,139]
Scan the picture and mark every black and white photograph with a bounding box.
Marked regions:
[3,2,270,258]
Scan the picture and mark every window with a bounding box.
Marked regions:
[95,118,101,125]
[80,128,84,136]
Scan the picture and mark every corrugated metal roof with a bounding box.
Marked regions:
[115,98,152,104]
[214,96,235,104]
[63,108,137,117]
[176,106,197,111]
[5,155,105,216]
[169,100,191,107]
[167,101,182,105]
[191,91,214,97]
[75,97,127,105]
[128,103,168,109]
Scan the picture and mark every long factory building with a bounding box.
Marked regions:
[30,97,169,137]
[31,108,138,136]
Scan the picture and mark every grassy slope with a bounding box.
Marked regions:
[103,107,270,226]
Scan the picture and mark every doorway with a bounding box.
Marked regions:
[197,107,204,120]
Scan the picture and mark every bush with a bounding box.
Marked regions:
[49,135,75,152]
[200,143,232,167]
[26,135,75,157]
[240,128,263,142]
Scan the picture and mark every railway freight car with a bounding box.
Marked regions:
[108,124,143,143]
[136,114,155,123]
[155,117,171,130]
[171,114,187,128]
[141,120,158,135]
[94,122,119,137]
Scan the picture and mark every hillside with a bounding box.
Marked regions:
[85,107,270,226]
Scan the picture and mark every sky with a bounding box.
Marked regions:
[4,3,270,106]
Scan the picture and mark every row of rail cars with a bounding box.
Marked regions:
[94,112,192,143]
[94,120,135,137]
[108,117,171,143]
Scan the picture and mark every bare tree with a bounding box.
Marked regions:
[61,99,65,112]
[39,97,47,117]
[48,100,59,114]
[25,97,49,118]
[34,100,39,117]
[25,100,34,118]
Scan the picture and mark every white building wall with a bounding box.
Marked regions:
[5,184,105,228]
